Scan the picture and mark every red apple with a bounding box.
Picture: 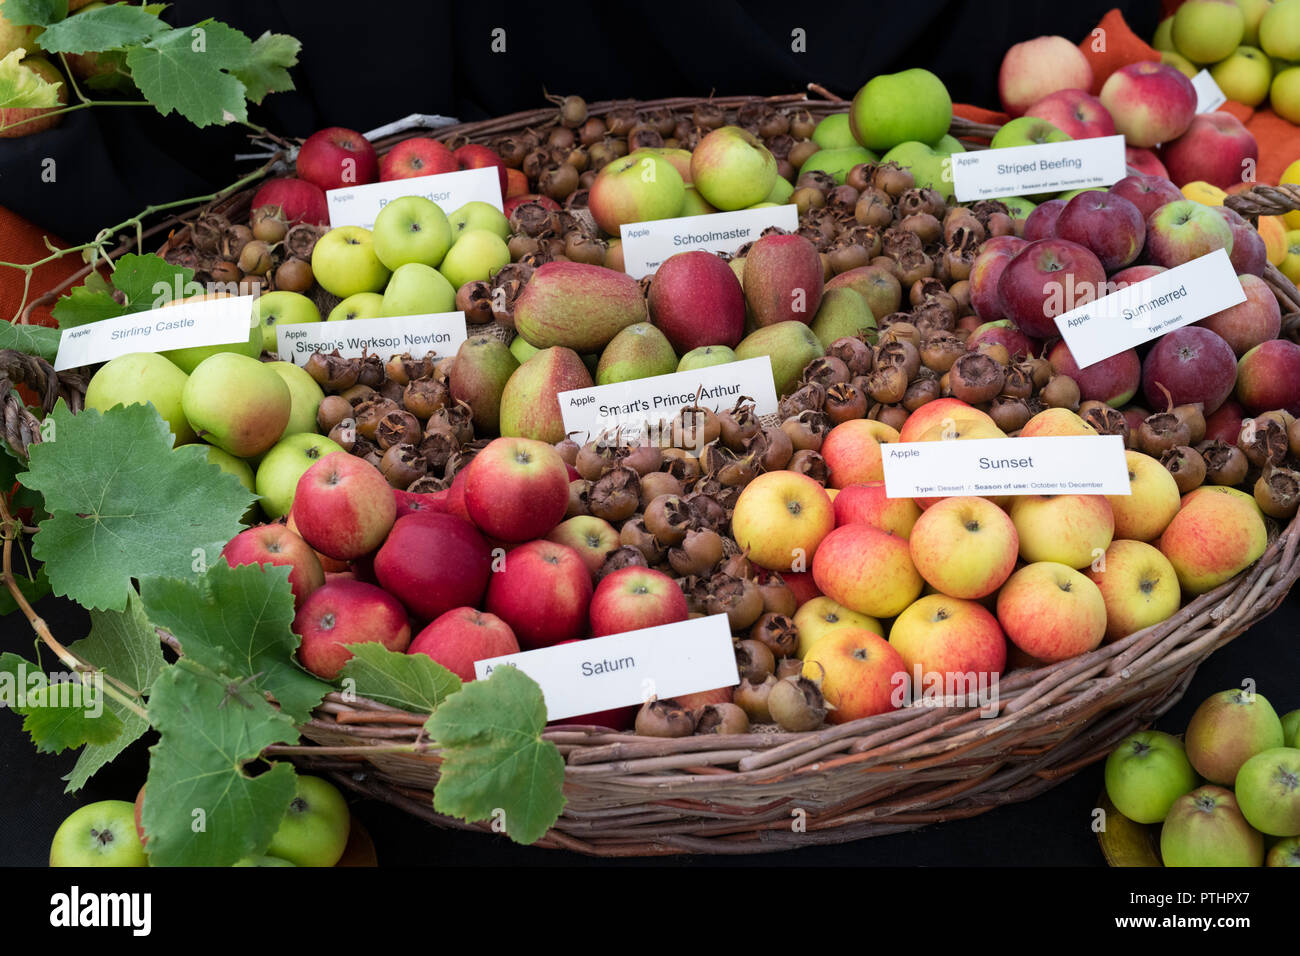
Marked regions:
[546,516,620,579]
[1236,339,1300,415]
[1160,112,1259,191]
[393,486,451,519]
[250,177,329,226]
[379,137,458,181]
[1205,399,1246,445]
[296,127,379,192]
[1048,339,1141,407]
[999,36,1093,117]
[485,540,593,649]
[372,512,492,622]
[1054,191,1146,272]
[221,524,324,608]
[1108,174,1183,222]
[408,607,519,682]
[1125,146,1169,180]
[589,567,689,637]
[647,250,746,352]
[969,236,1027,320]
[965,319,1040,359]
[1024,89,1115,139]
[1142,326,1238,414]
[1215,205,1268,278]
[290,453,396,561]
[464,436,570,542]
[1195,274,1281,355]
[1022,199,1066,242]
[453,143,508,197]
[294,579,411,680]
[997,238,1106,339]
[1099,62,1197,148]
[1109,264,1167,287]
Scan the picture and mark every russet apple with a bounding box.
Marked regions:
[293,578,410,679]
[732,471,835,572]
[407,607,519,682]
[996,562,1107,662]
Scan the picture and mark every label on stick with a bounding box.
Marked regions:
[326,166,503,229]
[880,435,1131,499]
[950,134,1127,202]
[1052,248,1245,369]
[619,205,798,279]
[474,615,739,722]
[54,295,254,372]
[276,312,468,364]
[557,356,778,444]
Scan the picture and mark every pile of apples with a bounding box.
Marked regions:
[1104,687,1300,867]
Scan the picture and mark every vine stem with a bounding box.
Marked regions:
[0,493,149,722]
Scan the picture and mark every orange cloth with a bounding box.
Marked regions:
[1077,8,1162,97]
[0,207,79,329]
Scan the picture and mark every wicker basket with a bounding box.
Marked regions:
[10,88,1300,857]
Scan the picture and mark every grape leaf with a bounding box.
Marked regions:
[50,285,127,328]
[143,660,299,866]
[0,318,60,361]
[106,252,196,309]
[0,565,49,615]
[426,666,565,845]
[0,0,67,27]
[339,643,461,715]
[19,401,255,611]
[0,652,125,754]
[139,561,329,725]
[35,4,165,55]
[0,47,62,109]
[232,31,299,104]
[64,589,166,791]
[124,20,251,128]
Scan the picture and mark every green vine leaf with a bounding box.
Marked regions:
[139,561,329,726]
[49,286,127,328]
[0,565,49,615]
[0,47,62,109]
[51,253,194,328]
[124,19,252,127]
[0,651,125,754]
[0,0,68,28]
[339,643,462,715]
[143,660,299,867]
[426,666,565,845]
[0,319,61,361]
[19,401,255,611]
[64,589,167,791]
[36,4,165,54]
[233,31,299,104]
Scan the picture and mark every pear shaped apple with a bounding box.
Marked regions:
[381,262,456,316]
[182,353,291,458]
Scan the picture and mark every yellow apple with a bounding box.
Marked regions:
[1011,494,1115,568]
[793,596,882,658]
[802,627,908,723]
[731,470,835,572]
[1159,488,1267,593]
[1019,408,1099,437]
[1085,539,1183,641]
[1107,449,1182,541]
[908,495,1019,598]
[811,523,923,618]
[996,562,1108,662]
[888,594,1007,681]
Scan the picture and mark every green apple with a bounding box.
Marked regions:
[447,200,510,241]
[1162,49,1200,78]
[182,352,292,458]
[1260,0,1300,60]
[1235,747,1300,836]
[253,290,321,355]
[764,175,795,204]
[204,444,257,523]
[930,133,966,156]
[1104,730,1199,824]
[267,360,325,437]
[690,126,778,211]
[677,345,736,371]
[997,196,1038,219]
[1160,785,1265,866]
[991,116,1072,148]
[798,146,879,185]
[311,225,390,298]
[1173,0,1246,64]
[588,150,688,233]
[439,228,511,290]
[1268,836,1300,866]
[850,68,952,152]
[1237,0,1274,47]
[372,194,453,270]
[255,432,346,519]
[327,291,385,322]
[679,185,717,216]
[50,800,148,867]
[881,141,953,202]
[1282,709,1300,747]
[85,351,196,445]
[381,262,456,316]
[265,774,351,867]
[1211,45,1275,106]
[811,112,856,149]
[160,298,261,373]
[232,855,297,866]
[1153,15,1176,51]
[510,335,540,364]
[1272,65,1300,123]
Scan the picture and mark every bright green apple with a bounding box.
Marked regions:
[265,774,351,867]
[204,444,257,522]
[677,344,736,371]
[510,335,540,364]
[267,360,325,437]
[1235,747,1300,836]
[1272,65,1300,123]
[881,140,953,201]
[1162,49,1200,78]
[1260,0,1300,60]
[1283,709,1300,747]
[991,116,1072,149]
[764,175,795,204]
[811,112,855,149]
[50,800,148,867]
[1211,45,1275,106]
[798,146,879,184]
[253,290,321,355]
[1173,0,1246,63]
[1237,0,1273,47]
[85,351,196,445]
[1104,730,1199,824]
[1153,14,1175,50]
[447,200,510,241]
[311,225,390,298]
[439,228,511,290]
[372,194,453,270]
[679,185,717,216]
[255,432,346,519]
[327,291,385,322]
[850,68,952,152]
[381,262,456,316]
[931,133,966,156]
[998,196,1038,219]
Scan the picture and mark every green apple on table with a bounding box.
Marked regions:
[255,432,346,519]
[439,228,511,290]
[328,291,385,321]
[265,774,352,867]
[372,194,453,270]
[1104,730,1199,824]
[84,351,197,445]
[447,200,510,241]
[50,800,148,867]
[312,225,390,299]
[381,262,456,316]
[252,290,321,355]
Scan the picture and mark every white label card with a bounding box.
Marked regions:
[1053,248,1245,369]
[1192,70,1227,113]
[276,312,468,364]
[557,356,778,444]
[326,166,503,229]
[619,205,799,279]
[54,295,254,372]
[474,615,739,722]
[881,435,1131,499]
[950,134,1127,202]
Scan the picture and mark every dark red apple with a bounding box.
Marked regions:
[1107,174,1183,223]
[1160,112,1258,191]
[997,238,1107,339]
[372,512,492,622]
[296,126,379,192]
[393,486,451,519]
[1125,146,1169,179]
[1214,206,1268,278]
[1054,191,1145,272]
[250,177,329,226]
[1236,340,1300,415]
[379,137,458,181]
[589,567,689,637]
[1141,326,1237,414]
[1195,274,1281,356]
[485,540,593,649]
[966,319,1040,360]
[1048,340,1141,407]
[464,436,570,542]
[1205,399,1245,445]
[1024,89,1115,139]
[1109,264,1167,288]
[1022,199,1066,242]
[221,524,325,608]
[408,607,519,682]
[648,250,746,352]
[969,236,1027,321]
[294,579,411,680]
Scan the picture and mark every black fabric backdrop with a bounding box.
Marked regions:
[10,0,1298,870]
